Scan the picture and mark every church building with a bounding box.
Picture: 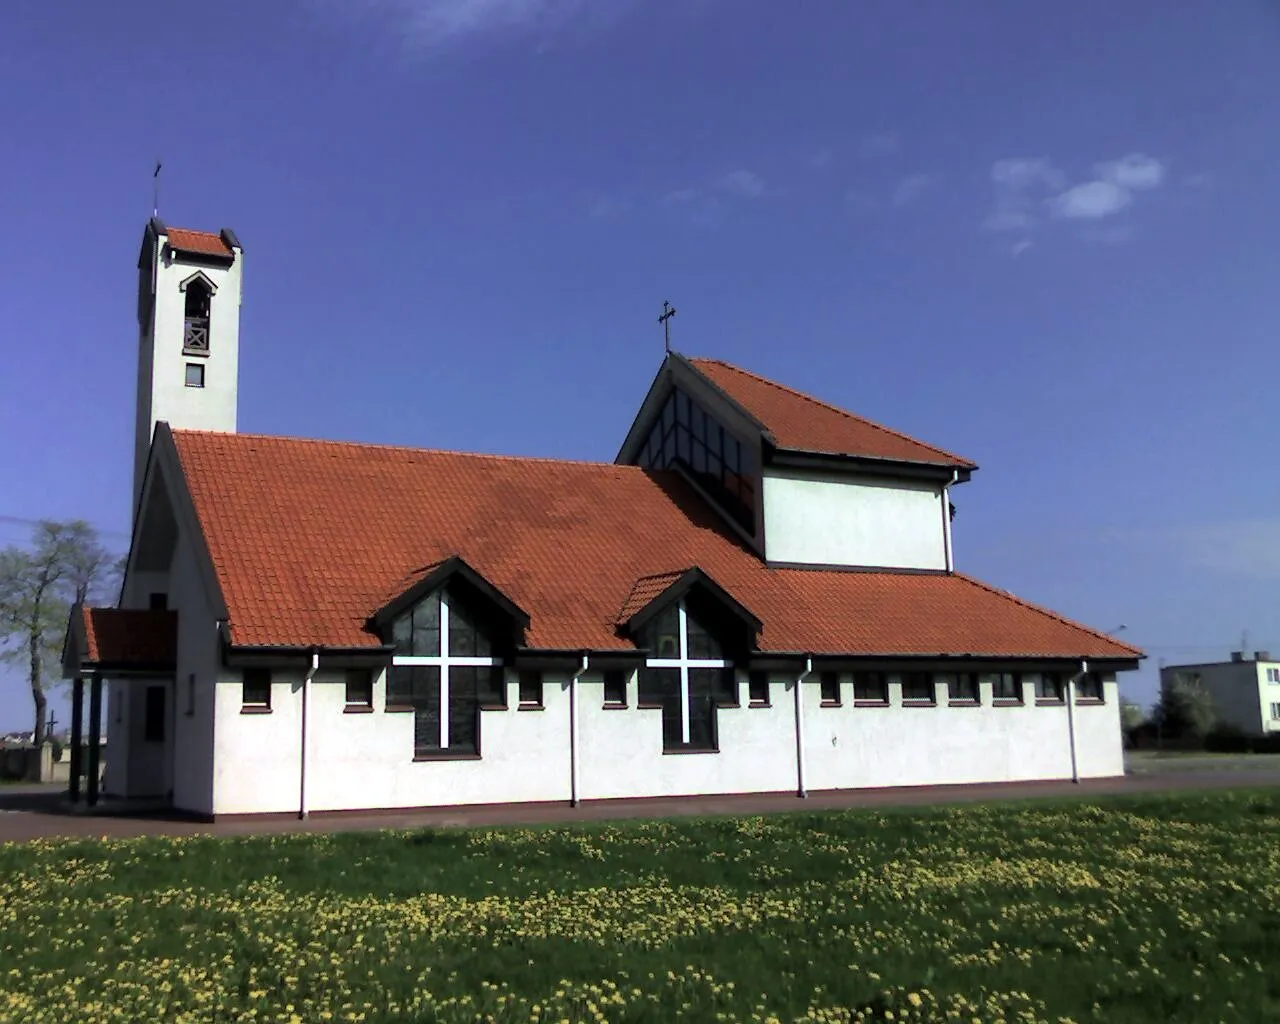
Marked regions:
[62,220,1142,819]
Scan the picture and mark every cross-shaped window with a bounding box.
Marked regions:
[387,588,504,757]
[638,601,735,752]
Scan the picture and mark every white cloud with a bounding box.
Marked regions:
[1052,180,1131,219]
[859,131,900,157]
[1096,153,1165,190]
[334,0,617,46]
[719,169,765,199]
[1010,239,1033,258]
[588,196,629,219]
[891,173,935,208]
[984,157,1064,234]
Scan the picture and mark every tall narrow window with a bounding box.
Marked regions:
[144,685,166,742]
[748,670,769,706]
[387,588,502,757]
[183,276,212,354]
[345,669,373,709]
[518,669,543,708]
[819,671,841,706]
[603,670,627,707]
[638,602,730,753]
[242,668,271,710]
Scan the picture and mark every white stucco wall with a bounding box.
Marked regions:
[207,666,1123,815]
[762,470,947,569]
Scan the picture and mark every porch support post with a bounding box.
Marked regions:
[68,675,84,802]
[87,672,103,807]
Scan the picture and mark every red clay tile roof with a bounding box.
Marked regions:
[616,571,689,625]
[172,430,1138,662]
[688,357,976,469]
[165,227,235,258]
[77,607,177,669]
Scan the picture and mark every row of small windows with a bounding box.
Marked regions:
[634,387,758,535]
[811,669,1105,705]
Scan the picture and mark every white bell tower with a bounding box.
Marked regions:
[134,218,243,521]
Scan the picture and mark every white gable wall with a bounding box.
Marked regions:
[762,470,947,569]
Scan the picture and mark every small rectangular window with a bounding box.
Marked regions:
[819,671,841,705]
[1036,673,1065,703]
[1272,702,1280,721]
[748,670,769,706]
[242,668,271,709]
[852,671,887,703]
[518,669,543,708]
[1268,668,1280,684]
[993,672,1022,703]
[184,363,205,388]
[603,669,627,707]
[345,669,373,708]
[947,673,980,703]
[144,685,166,742]
[902,672,935,704]
[1077,671,1105,702]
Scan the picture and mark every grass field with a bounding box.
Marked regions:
[2,791,1278,1023]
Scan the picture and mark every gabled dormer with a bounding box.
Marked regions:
[617,353,976,572]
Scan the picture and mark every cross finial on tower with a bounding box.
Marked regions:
[152,161,163,218]
[658,300,677,354]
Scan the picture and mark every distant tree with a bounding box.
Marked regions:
[1120,700,1146,732]
[0,521,119,745]
[1155,672,1217,742]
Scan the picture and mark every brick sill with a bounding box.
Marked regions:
[854,700,889,708]
[748,700,771,709]
[948,700,981,707]
[414,752,482,762]
[1035,699,1066,707]
[903,700,936,707]
[819,701,842,708]
[343,705,374,714]
[1075,698,1106,706]
[602,702,628,710]
[993,700,1024,707]
[384,705,414,714]
[517,703,544,712]
[182,348,210,359]
[663,747,719,756]
[240,706,272,715]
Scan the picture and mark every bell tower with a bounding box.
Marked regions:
[134,218,243,521]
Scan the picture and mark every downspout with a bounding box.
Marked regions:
[794,657,813,798]
[1066,659,1084,784]
[942,470,959,572]
[569,654,589,807]
[299,649,319,819]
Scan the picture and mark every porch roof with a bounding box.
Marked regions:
[63,605,178,675]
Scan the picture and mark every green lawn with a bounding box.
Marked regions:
[2,792,1279,1023]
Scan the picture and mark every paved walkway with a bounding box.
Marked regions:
[2,768,1278,843]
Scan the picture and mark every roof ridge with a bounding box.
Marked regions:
[172,429,653,473]
[690,357,972,466]
[953,572,1145,657]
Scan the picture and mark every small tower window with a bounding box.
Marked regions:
[183,276,212,355]
[184,363,205,388]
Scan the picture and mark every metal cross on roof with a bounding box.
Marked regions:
[658,301,677,353]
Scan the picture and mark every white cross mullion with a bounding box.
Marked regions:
[678,602,691,743]
[439,595,451,749]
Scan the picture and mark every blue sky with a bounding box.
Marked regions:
[2,1,1278,730]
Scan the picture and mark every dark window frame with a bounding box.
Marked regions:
[184,362,205,388]
[993,671,1023,704]
[1077,671,1105,703]
[603,669,628,708]
[344,668,374,711]
[947,672,981,705]
[518,669,543,709]
[748,670,770,707]
[819,671,841,706]
[241,667,271,711]
[853,671,889,705]
[901,671,936,705]
[1036,672,1066,704]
